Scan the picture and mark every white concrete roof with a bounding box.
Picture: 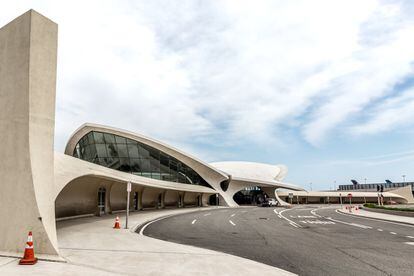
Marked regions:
[210,161,287,183]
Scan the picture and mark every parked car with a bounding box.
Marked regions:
[261,198,278,207]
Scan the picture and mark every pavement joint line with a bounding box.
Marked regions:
[390,232,397,235]
[229,220,236,226]
[192,219,197,225]
[59,247,223,256]
[0,258,18,267]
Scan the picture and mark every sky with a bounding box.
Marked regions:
[2,0,414,190]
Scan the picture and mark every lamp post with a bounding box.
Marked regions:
[309,182,312,191]
[402,174,406,183]
[364,178,367,185]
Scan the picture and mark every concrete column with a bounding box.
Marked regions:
[160,191,166,209]
[138,189,143,210]
[0,10,59,256]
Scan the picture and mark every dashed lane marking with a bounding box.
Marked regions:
[230,213,236,217]
[404,242,414,246]
[390,232,397,235]
[203,213,211,216]
[377,229,383,232]
[406,236,414,239]
[298,215,316,218]
[191,219,197,225]
[229,220,236,226]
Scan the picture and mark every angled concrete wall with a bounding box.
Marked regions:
[0,10,59,256]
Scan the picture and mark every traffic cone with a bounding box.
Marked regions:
[19,231,37,265]
[113,216,121,229]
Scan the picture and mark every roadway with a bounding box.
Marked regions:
[141,205,414,276]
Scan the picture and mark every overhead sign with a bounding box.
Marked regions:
[347,193,352,198]
[288,192,293,199]
[127,181,132,192]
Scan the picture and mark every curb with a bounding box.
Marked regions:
[337,209,414,227]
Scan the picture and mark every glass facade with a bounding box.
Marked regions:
[73,131,211,187]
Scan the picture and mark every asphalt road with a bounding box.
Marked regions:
[141,205,414,276]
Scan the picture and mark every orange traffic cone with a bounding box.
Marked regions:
[19,231,37,265]
[113,216,121,229]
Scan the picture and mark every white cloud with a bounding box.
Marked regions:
[2,0,414,154]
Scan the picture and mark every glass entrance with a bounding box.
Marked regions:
[98,187,106,216]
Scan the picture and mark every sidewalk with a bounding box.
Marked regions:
[338,207,414,225]
[0,207,295,276]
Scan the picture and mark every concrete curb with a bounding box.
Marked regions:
[337,208,414,226]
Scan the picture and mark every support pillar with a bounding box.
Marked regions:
[0,10,59,257]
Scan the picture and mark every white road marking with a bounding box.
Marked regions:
[290,215,294,218]
[310,209,322,218]
[406,236,414,239]
[229,220,236,226]
[298,215,316,218]
[191,219,197,225]
[230,213,236,217]
[289,222,298,228]
[377,229,383,232]
[203,213,211,216]
[323,212,373,229]
[241,210,248,213]
[300,220,335,225]
[277,209,302,228]
[390,232,397,235]
[404,242,414,246]
[274,210,279,215]
[335,209,414,228]
[278,215,282,218]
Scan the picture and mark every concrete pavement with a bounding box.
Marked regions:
[0,207,294,276]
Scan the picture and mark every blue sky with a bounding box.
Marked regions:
[2,0,414,190]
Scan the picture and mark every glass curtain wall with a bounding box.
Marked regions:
[73,131,210,187]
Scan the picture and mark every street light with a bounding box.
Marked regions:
[309,182,313,191]
[402,174,406,183]
[364,178,367,185]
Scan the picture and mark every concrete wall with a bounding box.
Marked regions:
[0,10,59,256]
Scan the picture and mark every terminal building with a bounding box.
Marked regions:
[0,10,302,258]
[1,10,413,259]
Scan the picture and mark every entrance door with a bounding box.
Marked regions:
[98,187,106,216]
